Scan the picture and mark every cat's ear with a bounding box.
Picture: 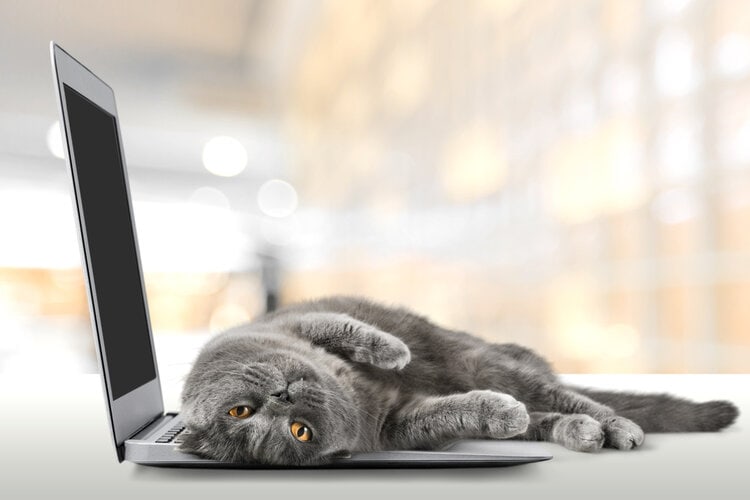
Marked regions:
[288,312,411,370]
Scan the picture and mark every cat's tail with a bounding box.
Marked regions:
[571,386,739,433]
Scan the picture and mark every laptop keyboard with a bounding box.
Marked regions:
[155,422,188,444]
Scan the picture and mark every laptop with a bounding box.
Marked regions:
[49,42,552,468]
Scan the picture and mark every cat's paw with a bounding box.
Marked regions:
[351,328,411,370]
[602,416,644,450]
[553,414,605,452]
[466,390,530,438]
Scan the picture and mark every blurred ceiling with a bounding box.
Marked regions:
[0,0,319,187]
[0,0,318,115]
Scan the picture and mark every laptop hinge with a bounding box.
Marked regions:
[128,412,168,441]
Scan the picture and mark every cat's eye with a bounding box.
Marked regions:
[290,421,313,442]
[228,405,253,419]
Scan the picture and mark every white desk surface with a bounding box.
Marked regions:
[1,373,747,500]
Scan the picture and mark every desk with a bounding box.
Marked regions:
[1,374,747,499]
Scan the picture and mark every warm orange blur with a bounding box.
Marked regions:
[1,0,749,373]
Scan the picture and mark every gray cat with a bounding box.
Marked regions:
[180,296,738,465]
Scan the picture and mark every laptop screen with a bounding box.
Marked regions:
[64,84,157,400]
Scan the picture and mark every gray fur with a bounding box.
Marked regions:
[180,296,739,465]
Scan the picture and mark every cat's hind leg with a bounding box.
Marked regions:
[535,386,645,450]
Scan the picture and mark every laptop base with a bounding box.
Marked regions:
[125,413,552,468]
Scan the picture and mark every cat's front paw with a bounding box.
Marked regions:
[466,390,530,438]
[351,328,411,370]
[553,414,605,452]
[602,416,644,450]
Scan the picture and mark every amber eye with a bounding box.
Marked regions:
[228,406,253,419]
[290,421,313,442]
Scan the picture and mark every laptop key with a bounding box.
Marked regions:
[155,423,187,443]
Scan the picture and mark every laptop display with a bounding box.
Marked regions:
[63,84,156,399]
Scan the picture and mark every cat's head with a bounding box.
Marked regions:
[179,341,359,465]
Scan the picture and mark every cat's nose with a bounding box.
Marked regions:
[270,389,290,403]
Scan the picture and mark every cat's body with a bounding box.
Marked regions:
[181,296,739,465]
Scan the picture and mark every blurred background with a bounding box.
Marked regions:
[1,0,749,377]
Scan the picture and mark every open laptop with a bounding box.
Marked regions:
[49,42,552,468]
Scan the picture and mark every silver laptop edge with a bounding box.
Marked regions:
[50,42,164,462]
[50,41,552,468]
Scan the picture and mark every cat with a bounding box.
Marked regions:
[180,296,739,465]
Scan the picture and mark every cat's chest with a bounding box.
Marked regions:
[352,376,402,428]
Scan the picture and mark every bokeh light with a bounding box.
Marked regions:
[202,136,248,177]
[257,179,298,218]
